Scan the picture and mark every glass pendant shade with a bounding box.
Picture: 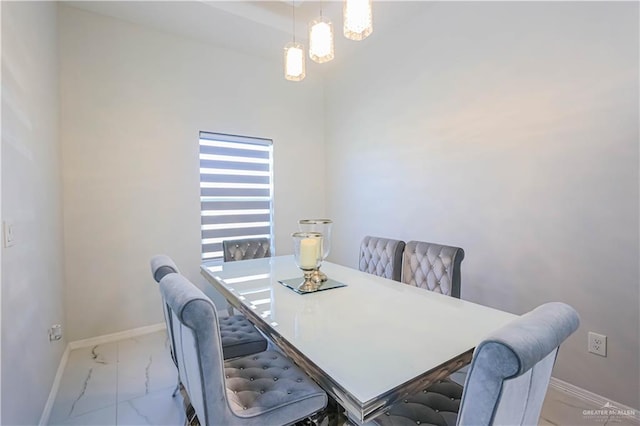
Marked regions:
[309,16,335,63]
[284,42,306,82]
[343,0,373,41]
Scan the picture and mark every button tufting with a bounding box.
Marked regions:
[435,409,439,413]
[263,366,268,370]
[250,377,254,381]
[423,390,427,393]
[260,390,265,394]
[404,399,408,403]
[273,377,278,381]
[225,375,229,378]
[253,357,258,360]
[243,406,247,410]
[287,391,292,394]
[296,378,303,383]
[284,367,289,370]
[416,421,421,425]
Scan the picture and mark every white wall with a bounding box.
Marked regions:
[58,6,326,341]
[1,2,66,424]
[325,2,639,408]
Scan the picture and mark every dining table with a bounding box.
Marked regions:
[201,255,516,424]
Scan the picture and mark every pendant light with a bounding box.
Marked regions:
[284,1,305,81]
[343,0,373,41]
[308,3,334,63]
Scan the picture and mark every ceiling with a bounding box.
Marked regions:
[62,1,418,67]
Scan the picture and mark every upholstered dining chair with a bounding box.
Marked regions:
[160,272,328,426]
[373,302,580,426]
[149,255,267,361]
[402,240,465,298]
[222,238,272,316]
[359,236,405,282]
[223,237,271,262]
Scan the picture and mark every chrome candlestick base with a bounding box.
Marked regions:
[299,269,322,292]
[312,268,328,282]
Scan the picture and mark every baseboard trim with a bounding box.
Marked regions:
[38,344,70,426]
[68,322,166,350]
[549,377,640,422]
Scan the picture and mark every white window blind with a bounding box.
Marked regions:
[199,132,273,261]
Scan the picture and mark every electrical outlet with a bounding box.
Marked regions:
[588,332,607,357]
[3,221,15,248]
[49,324,63,342]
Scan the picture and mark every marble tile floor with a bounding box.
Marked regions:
[49,329,638,426]
[48,331,185,425]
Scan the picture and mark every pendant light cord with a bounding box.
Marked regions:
[292,0,296,43]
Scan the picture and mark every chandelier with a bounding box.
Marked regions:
[283,0,374,82]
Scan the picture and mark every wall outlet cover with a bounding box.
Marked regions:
[3,221,16,248]
[588,332,607,357]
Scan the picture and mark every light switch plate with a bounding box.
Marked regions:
[3,221,15,248]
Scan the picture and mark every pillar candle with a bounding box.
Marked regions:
[299,238,319,269]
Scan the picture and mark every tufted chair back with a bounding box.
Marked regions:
[359,236,405,281]
[223,238,271,262]
[159,273,327,426]
[151,255,267,366]
[150,254,180,283]
[402,241,465,298]
[457,302,580,425]
[149,255,180,367]
[373,303,579,426]
[160,273,229,424]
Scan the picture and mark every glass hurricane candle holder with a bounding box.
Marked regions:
[292,231,324,292]
[298,219,333,282]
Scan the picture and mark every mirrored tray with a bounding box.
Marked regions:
[278,278,347,295]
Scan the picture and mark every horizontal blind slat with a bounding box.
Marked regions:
[199,174,270,185]
[200,132,272,147]
[199,145,270,159]
[201,188,270,198]
[201,242,223,254]
[201,200,270,211]
[201,214,271,225]
[200,159,269,172]
[201,226,271,240]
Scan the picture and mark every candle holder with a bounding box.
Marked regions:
[292,232,324,292]
[298,219,333,282]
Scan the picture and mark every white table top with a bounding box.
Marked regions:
[201,255,516,422]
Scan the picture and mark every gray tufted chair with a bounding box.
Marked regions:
[223,238,271,262]
[149,255,267,361]
[150,255,184,370]
[402,241,465,298]
[359,236,406,282]
[373,302,580,426]
[223,238,272,316]
[159,272,328,426]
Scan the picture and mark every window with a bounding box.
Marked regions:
[199,132,273,261]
